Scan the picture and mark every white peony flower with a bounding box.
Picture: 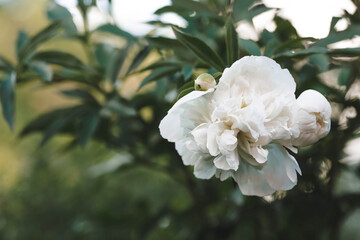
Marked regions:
[159,56,331,196]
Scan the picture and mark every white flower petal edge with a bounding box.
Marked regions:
[159,56,331,197]
[292,90,332,147]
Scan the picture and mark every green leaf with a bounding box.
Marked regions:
[274,16,299,40]
[0,72,16,130]
[273,37,317,54]
[146,36,187,51]
[177,87,194,100]
[29,61,53,82]
[77,111,99,147]
[46,2,77,36]
[328,47,360,56]
[314,24,360,47]
[94,44,113,68]
[21,106,81,136]
[329,17,341,33]
[108,47,130,82]
[178,79,194,92]
[172,26,226,72]
[102,99,137,117]
[274,47,327,59]
[61,89,98,103]
[32,51,87,70]
[212,72,222,80]
[95,24,137,42]
[16,30,29,58]
[233,0,271,21]
[0,56,14,72]
[309,54,329,71]
[338,66,353,86]
[264,39,280,57]
[138,60,182,73]
[126,46,152,74]
[172,0,211,12]
[138,66,180,90]
[19,21,62,62]
[225,18,239,66]
[38,105,90,146]
[239,39,261,56]
[182,66,193,80]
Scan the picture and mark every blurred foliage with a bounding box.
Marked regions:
[0,0,360,239]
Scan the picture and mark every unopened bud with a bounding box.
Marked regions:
[194,73,216,91]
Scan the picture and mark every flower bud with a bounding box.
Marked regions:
[194,73,216,91]
[292,90,331,147]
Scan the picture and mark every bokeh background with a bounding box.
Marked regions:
[0,0,360,239]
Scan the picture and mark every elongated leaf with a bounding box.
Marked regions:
[328,47,360,56]
[0,56,14,72]
[46,2,77,36]
[138,60,182,73]
[29,61,53,82]
[94,43,114,68]
[172,26,226,71]
[154,5,184,15]
[264,39,280,57]
[21,106,79,136]
[102,99,136,117]
[19,21,62,62]
[338,66,354,86]
[274,47,328,59]
[0,72,16,130]
[309,54,329,71]
[146,36,187,51]
[179,79,195,92]
[225,18,239,66]
[182,66,193,80]
[138,66,180,90]
[239,39,261,56]
[275,46,360,59]
[273,37,317,54]
[172,0,213,14]
[127,46,152,74]
[233,0,270,21]
[212,72,222,80]
[314,24,360,47]
[77,111,99,147]
[108,47,130,82]
[96,24,137,42]
[61,89,98,103]
[33,51,86,69]
[16,30,29,58]
[38,105,90,146]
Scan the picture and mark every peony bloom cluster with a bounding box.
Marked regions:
[159,56,331,196]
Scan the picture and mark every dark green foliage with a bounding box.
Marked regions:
[0,0,360,239]
[172,26,226,71]
[0,73,15,129]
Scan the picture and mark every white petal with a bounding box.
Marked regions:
[218,56,296,96]
[215,169,233,181]
[191,123,209,152]
[214,155,232,170]
[159,89,214,142]
[213,149,239,171]
[169,89,214,114]
[194,158,216,179]
[233,159,275,196]
[263,144,301,191]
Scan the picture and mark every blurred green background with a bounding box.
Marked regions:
[0,0,360,239]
